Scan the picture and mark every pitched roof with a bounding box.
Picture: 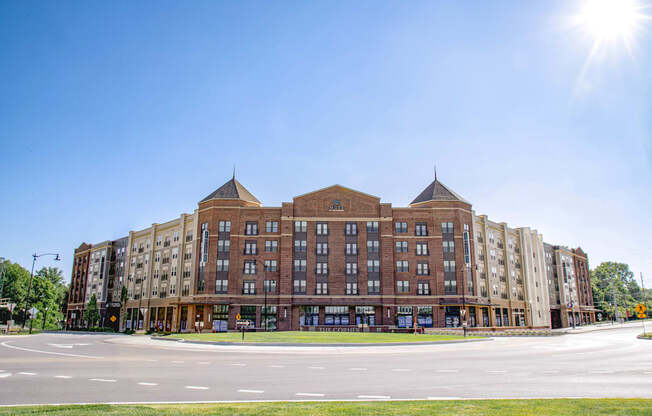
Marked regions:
[200,177,262,205]
[410,178,470,206]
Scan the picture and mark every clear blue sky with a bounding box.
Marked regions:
[1,1,651,287]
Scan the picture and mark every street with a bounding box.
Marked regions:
[0,326,650,406]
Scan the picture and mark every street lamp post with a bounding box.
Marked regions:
[264,271,268,332]
[22,253,60,329]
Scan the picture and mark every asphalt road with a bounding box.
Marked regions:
[0,326,650,406]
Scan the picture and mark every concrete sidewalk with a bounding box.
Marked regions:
[553,319,650,334]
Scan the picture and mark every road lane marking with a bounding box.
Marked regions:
[18,372,36,376]
[146,359,158,362]
[645,372,652,375]
[47,344,73,349]
[308,366,324,370]
[428,396,463,400]
[349,368,367,371]
[0,341,102,359]
[198,362,210,365]
[238,389,264,394]
[138,382,158,386]
[55,375,72,379]
[437,369,459,373]
[391,369,412,372]
[487,370,507,374]
[0,373,11,378]
[232,363,247,366]
[296,393,325,397]
[358,395,390,399]
[171,361,185,364]
[268,365,285,368]
[185,386,209,390]
[543,370,559,374]
[589,370,614,374]
[89,378,117,383]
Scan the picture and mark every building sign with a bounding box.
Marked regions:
[329,199,344,211]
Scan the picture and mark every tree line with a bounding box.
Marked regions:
[590,262,651,321]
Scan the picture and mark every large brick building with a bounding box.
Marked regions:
[67,174,596,331]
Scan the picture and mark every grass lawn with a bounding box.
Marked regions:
[4,399,652,416]
[164,330,473,343]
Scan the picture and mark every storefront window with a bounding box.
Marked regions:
[355,306,375,326]
[325,306,349,325]
[300,306,319,326]
[397,306,413,328]
[417,306,433,327]
[262,306,277,331]
[212,305,228,332]
[445,306,460,327]
[240,305,256,327]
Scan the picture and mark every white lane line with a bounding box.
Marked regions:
[0,341,102,359]
[238,389,264,394]
[391,369,412,372]
[437,369,459,373]
[89,378,117,383]
[146,359,158,362]
[268,365,285,368]
[543,370,560,374]
[55,375,72,379]
[171,361,185,364]
[185,385,209,390]
[308,366,324,370]
[349,367,367,371]
[487,370,507,374]
[47,343,73,349]
[198,362,210,365]
[296,393,325,397]
[18,372,36,376]
[589,370,614,374]
[138,382,158,386]
[645,372,652,375]
[232,363,247,367]
[358,395,390,399]
[0,373,11,378]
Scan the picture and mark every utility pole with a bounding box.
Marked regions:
[612,270,619,325]
[642,272,647,335]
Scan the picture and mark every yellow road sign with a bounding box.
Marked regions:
[638,313,647,319]
[110,315,117,323]
[236,313,241,320]
[635,304,646,313]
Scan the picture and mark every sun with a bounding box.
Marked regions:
[575,0,648,46]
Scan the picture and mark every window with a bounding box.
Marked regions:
[395,222,407,233]
[218,221,231,232]
[169,285,177,295]
[346,282,358,295]
[441,222,454,234]
[265,240,278,252]
[444,260,456,272]
[367,260,380,272]
[417,281,430,295]
[316,242,328,255]
[156,237,162,247]
[182,284,190,296]
[217,260,229,272]
[367,280,380,294]
[366,221,379,232]
[294,221,307,232]
[265,221,278,233]
[345,222,358,235]
[396,260,409,272]
[316,262,328,274]
[443,241,455,253]
[316,222,328,235]
[346,243,358,255]
[294,259,307,272]
[245,222,258,235]
[417,263,430,275]
[294,240,307,252]
[293,279,306,294]
[416,242,428,256]
[346,263,358,275]
[264,260,277,272]
[155,253,160,263]
[173,231,179,242]
[445,279,457,294]
[244,261,256,274]
[415,223,428,236]
[244,241,257,255]
[218,240,230,252]
[395,241,408,253]
[264,279,276,292]
[243,281,256,295]
[215,279,228,293]
[367,240,379,253]
[186,231,193,242]
[316,282,328,295]
[397,280,410,293]
[171,248,178,259]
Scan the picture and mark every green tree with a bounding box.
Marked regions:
[591,262,649,320]
[0,260,31,323]
[83,294,100,328]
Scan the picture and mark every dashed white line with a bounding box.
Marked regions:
[358,395,390,399]
[349,367,367,371]
[487,370,507,374]
[89,378,117,383]
[437,369,459,373]
[238,389,264,394]
[185,385,209,390]
[0,373,11,378]
[589,370,614,374]
[145,359,158,362]
[296,392,325,397]
[171,361,185,364]
[391,369,412,372]
[18,372,36,376]
[268,365,285,368]
[138,382,158,386]
[55,375,72,379]
[308,366,325,370]
[232,363,247,367]
[198,362,210,365]
[0,341,102,359]
[543,370,560,374]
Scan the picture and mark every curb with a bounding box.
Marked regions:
[149,336,492,347]
[636,335,652,340]
[43,330,126,336]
